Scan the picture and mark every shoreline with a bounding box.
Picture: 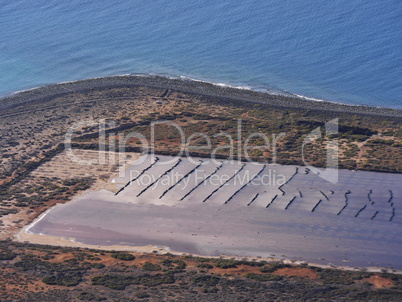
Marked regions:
[1,74,401,117]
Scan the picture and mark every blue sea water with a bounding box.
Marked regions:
[0,0,401,109]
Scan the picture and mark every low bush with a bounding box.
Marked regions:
[245,273,283,282]
[111,253,135,261]
[142,262,161,271]
[42,272,82,287]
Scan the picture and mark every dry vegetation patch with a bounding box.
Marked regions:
[209,264,265,277]
[362,275,395,289]
[30,149,139,192]
[273,267,318,279]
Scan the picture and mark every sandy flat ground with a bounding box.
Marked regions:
[17,155,402,271]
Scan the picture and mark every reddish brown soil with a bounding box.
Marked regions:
[362,275,395,289]
[273,267,318,279]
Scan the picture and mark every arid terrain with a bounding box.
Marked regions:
[1,240,402,301]
[0,76,401,300]
[20,154,402,271]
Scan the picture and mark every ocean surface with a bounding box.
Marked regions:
[0,0,401,109]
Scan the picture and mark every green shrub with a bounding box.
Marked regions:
[139,273,175,286]
[173,259,186,269]
[92,263,105,269]
[111,253,135,261]
[259,263,291,273]
[92,275,133,290]
[245,273,283,282]
[142,262,162,271]
[77,292,104,301]
[0,251,17,260]
[136,292,150,298]
[197,263,213,269]
[160,259,173,266]
[42,272,82,286]
[201,286,219,293]
[193,275,220,287]
[213,259,238,269]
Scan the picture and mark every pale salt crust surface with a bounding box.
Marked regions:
[21,155,402,270]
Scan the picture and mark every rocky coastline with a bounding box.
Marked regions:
[1,75,401,117]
